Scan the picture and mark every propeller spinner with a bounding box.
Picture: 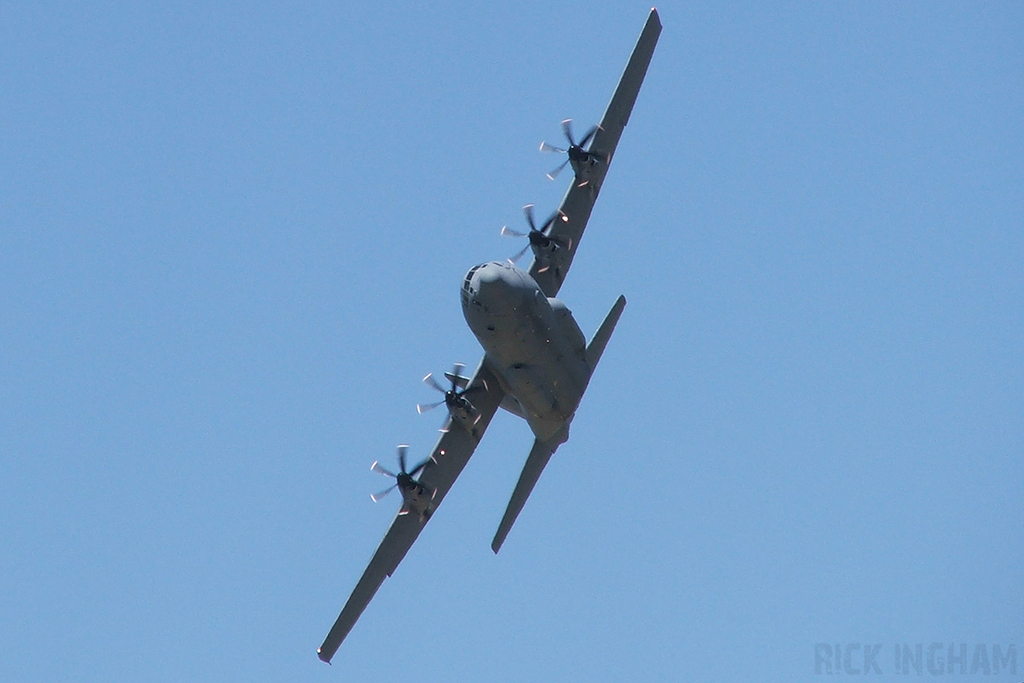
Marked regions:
[540,118,600,179]
[500,204,571,267]
[417,362,481,430]
[370,445,434,505]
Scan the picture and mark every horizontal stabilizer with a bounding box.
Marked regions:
[586,295,626,371]
[492,435,560,553]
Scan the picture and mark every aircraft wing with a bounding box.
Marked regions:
[317,359,505,663]
[530,8,661,298]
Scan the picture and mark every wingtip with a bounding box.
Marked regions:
[648,8,662,30]
[491,524,510,553]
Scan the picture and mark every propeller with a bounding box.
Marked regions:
[500,204,571,266]
[370,445,433,502]
[539,118,600,179]
[417,363,481,429]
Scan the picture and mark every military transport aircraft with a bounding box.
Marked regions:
[317,8,661,664]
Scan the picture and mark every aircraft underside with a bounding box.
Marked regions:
[461,261,589,442]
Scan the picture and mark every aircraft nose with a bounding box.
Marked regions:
[461,262,517,318]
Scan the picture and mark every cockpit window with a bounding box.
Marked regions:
[461,264,484,308]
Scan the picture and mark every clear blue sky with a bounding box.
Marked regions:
[2,2,1021,681]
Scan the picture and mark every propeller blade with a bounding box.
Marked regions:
[371,460,396,478]
[416,400,445,414]
[509,243,530,265]
[561,118,575,147]
[522,204,537,232]
[449,363,465,391]
[409,457,433,478]
[423,372,447,394]
[546,158,570,180]
[461,384,483,399]
[578,125,598,149]
[397,445,408,475]
[371,484,397,502]
[540,211,558,235]
[501,225,529,239]
[539,141,567,154]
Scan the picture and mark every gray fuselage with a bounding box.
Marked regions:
[461,261,590,443]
